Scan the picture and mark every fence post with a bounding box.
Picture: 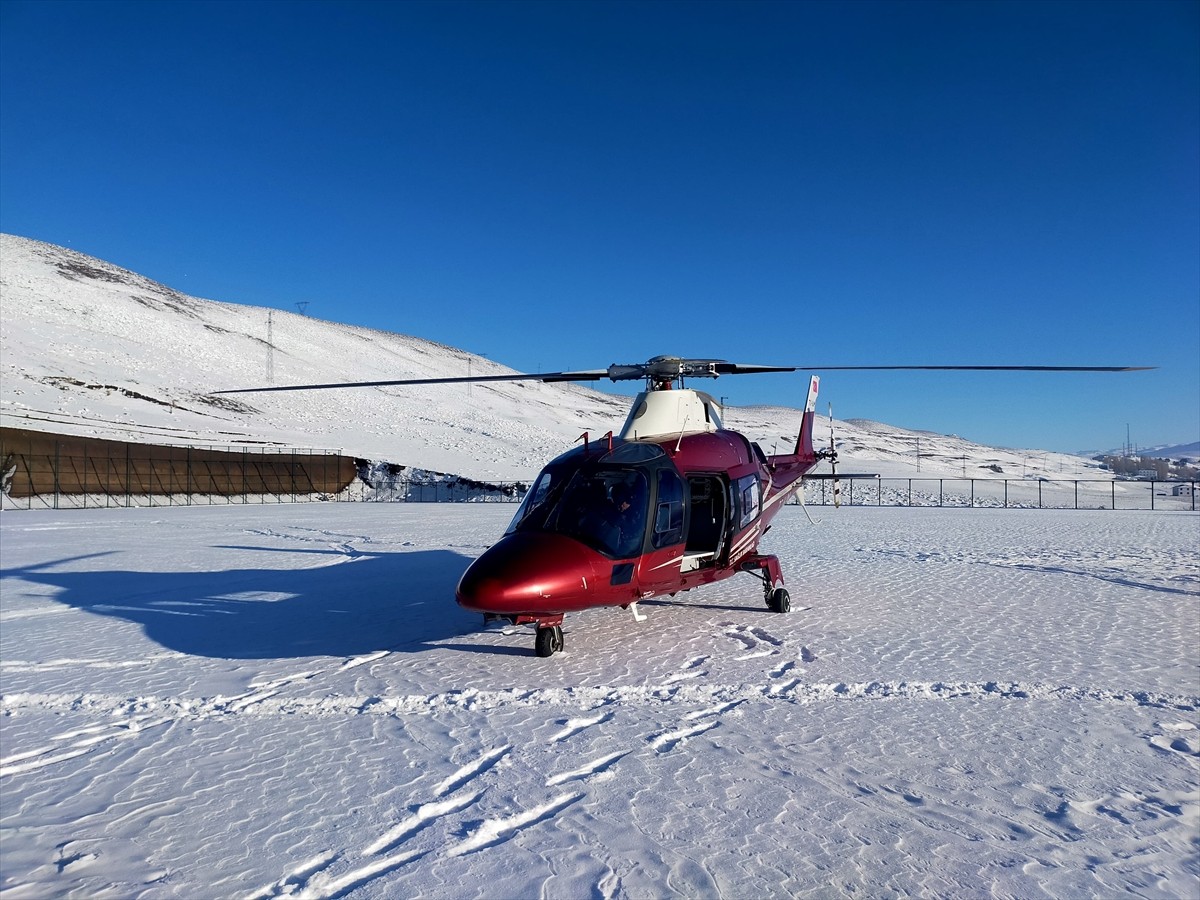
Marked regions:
[1111,481,1115,510]
[1038,481,1042,508]
[1074,480,1078,510]
[1151,481,1155,511]
[1004,480,1008,509]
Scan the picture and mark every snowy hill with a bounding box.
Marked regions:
[0,233,1106,483]
[1128,442,1200,461]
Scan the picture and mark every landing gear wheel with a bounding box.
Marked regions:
[534,625,564,657]
[767,588,791,614]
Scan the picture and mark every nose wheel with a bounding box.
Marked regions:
[534,624,564,657]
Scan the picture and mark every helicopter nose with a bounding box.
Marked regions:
[456,532,597,615]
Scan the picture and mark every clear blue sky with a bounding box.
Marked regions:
[2,0,1196,453]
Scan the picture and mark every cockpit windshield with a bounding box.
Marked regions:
[555,468,649,558]
[508,459,651,559]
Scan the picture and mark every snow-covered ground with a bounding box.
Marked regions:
[2,503,1197,898]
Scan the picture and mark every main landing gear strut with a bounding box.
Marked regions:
[741,554,790,614]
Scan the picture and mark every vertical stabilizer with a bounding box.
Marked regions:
[795,375,820,458]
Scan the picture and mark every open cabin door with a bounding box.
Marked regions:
[682,474,728,572]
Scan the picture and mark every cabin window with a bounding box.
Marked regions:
[652,469,686,548]
[736,474,761,528]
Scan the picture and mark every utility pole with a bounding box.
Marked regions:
[266,309,274,383]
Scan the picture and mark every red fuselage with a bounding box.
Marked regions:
[455,427,817,626]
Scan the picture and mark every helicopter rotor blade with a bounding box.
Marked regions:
[211,359,1153,395]
[793,365,1153,372]
[211,369,612,394]
[710,362,801,376]
[675,362,1154,376]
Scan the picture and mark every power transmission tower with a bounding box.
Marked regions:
[295,301,310,315]
[267,309,274,383]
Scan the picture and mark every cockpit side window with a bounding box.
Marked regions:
[506,470,557,534]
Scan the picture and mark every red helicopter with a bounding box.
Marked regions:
[218,356,1148,657]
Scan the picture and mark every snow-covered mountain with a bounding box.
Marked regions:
[0,233,1106,483]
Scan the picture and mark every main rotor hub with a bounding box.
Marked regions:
[607,356,724,391]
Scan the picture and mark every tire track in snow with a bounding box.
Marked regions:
[250,742,507,897]
[649,719,719,753]
[722,623,781,660]
[447,792,584,857]
[1,652,186,673]
[247,852,341,900]
[6,680,1196,726]
[684,700,744,721]
[364,791,485,855]
[665,655,710,684]
[0,650,393,778]
[548,710,613,743]
[0,713,172,777]
[432,745,510,797]
[247,848,426,900]
[545,751,629,786]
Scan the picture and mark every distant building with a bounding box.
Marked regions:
[1171,483,1194,497]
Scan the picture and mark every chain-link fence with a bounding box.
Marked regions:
[798,476,1197,511]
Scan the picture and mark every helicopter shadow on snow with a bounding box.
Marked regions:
[3,545,506,660]
[638,595,769,615]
